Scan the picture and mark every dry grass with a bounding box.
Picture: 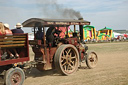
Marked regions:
[23,42,128,85]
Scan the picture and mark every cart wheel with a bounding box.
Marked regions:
[54,44,79,75]
[5,67,25,85]
[86,51,98,69]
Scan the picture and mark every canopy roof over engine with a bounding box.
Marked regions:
[22,18,90,27]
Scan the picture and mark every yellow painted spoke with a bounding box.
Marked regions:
[65,50,68,54]
[70,61,74,66]
[61,56,66,59]
[67,49,71,54]
[69,63,74,69]
[94,61,97,65]
[65,49,71,55]
[90,61,95,66]
[61,59,64,62]
[92,54,95,58]
[94,57,96,61]
[69,52,72,57]
[67,65,70,70]
[64,65,66,71]
[90,62,93,66]
[62,62,66,66]
[71,56,76,59]
[61,56,66,62]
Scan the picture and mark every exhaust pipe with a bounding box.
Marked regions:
[78,18,83,20]
[79,18,84,42]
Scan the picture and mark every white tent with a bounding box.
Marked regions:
[113,32,122,38]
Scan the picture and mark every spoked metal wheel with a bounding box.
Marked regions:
[5,67,25,85]
[86,51,98,69]
[11,73,21,84]
[54,45,79,75]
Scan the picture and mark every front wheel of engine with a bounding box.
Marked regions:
[86,51,98,69]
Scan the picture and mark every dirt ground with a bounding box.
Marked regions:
[22,42,128,85]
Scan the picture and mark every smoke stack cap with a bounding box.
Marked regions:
[78,18,83,20]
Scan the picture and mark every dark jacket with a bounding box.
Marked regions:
[35,31,44,40]
[11,28,24,33]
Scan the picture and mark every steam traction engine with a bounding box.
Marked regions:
[0,18,98,85]
[23,18,98,75]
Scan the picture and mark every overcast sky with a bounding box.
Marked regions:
[0,0,128,32]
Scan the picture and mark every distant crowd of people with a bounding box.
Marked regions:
[0,22,24,59]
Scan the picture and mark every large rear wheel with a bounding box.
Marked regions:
[54,45,79,75]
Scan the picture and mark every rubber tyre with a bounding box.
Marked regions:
[5,67,25,85]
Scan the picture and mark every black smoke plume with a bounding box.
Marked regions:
[35,0,83,19]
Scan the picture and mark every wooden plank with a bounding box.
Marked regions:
[0,44,25,48]
[0,57,29,66]
[0,41,25,44]
[0,36,26,38]
[29,40,38,45]
[13,36,26,38]
[0,38,26,41]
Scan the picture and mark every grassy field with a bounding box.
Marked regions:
[88,42,128,52]
[24,42,128,85]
